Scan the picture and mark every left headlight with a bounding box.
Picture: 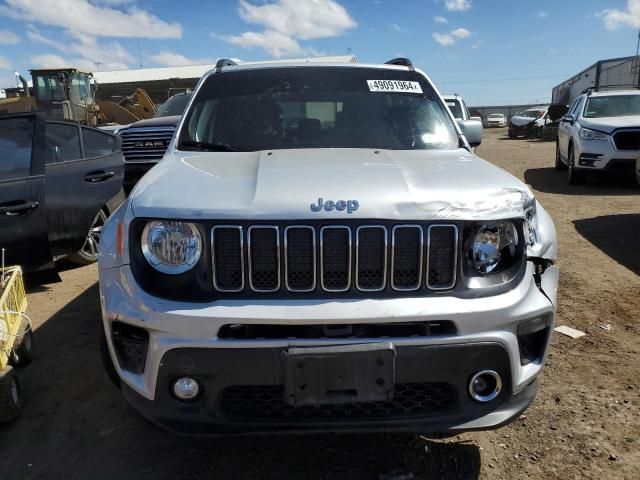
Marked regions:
[472,221,520,274]
[579,127,609,141]
[141,221,202,274]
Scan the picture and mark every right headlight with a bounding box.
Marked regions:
[579,127,609,141]
[141,221,202,274]
[472,221,520,274]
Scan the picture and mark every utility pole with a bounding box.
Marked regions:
[94,62,102,71]
[138,40,143,69]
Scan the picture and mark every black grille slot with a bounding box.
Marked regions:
[219,382,456,421]
[391,226,422,291]
[356,226,387,291]
[427,225,457,289]
[248,226,280,292]
[285,226,315,292]
[613,130,640,150]
[321,226,351,292]
[212,226,244,292]
[119,126,175,163]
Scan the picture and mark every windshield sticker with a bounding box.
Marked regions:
[367,80,423,94]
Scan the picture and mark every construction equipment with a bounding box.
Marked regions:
[0,264,32,423]
[0,68,156,126]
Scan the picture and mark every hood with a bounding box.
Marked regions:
[130,148,533,222]
[126,115,181,129]
[510,116,538,127]
[579,115,640,134]
[548,104,568,122]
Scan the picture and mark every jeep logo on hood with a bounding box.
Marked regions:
[310,198,359,214]
[134,140,169,148]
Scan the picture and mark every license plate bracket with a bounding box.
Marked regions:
[283,342,395,406]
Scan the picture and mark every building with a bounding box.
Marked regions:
[551,56,639,105]
[93,55,357,105]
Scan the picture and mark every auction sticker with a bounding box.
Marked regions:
[367,80,423,93]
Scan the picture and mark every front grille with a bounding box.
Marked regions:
[218,382,455,421]
[613,130,640,150]
[210,223,458,295]
[119,126,176,163]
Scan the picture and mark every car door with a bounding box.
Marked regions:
[44,122,124,257]
[0,113,54,272]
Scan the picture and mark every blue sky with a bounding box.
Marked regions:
[0,0,639,105]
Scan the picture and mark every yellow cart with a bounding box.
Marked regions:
[0,266,33,423]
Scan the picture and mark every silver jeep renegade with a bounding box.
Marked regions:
[98,58,558,435]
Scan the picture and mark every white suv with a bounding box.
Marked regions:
[98,58,558,436]
[556,89,640,184]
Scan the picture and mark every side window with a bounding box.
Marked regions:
[82,128,115,158]
[568,97,582,117]
[45,123,81,164]
[0,117,34,180]
[574,97,586,118]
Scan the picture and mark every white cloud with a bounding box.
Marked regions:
[433,33,455,46]
[433,27,471,46]
[0,54,10,69]
[221,0,356,58]
[390,23,407,32]
[0,30,19,44]
[27,26,133,70]
[600,0,640,29]
[538,11,549,19]
[0,0,182,39]
[450,27,470,38]
[434,16,448,24]
[151,51,218,67]
[444,0,471,12]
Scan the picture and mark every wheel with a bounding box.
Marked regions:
[508,129,515,139]
[67,209,108,265]
[0,366,21,423]
[10,324,34,368]
[555,142,567,170]
[100,326,121,389]
[568,147,586,185]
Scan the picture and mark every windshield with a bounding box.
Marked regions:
[155,93,192,117]
[445,99,464,119]
[178,67,459,151]
[584,95,640,118]
[518,110,545,118]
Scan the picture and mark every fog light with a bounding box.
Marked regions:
[173,377,200,400]
[468,370,502,402]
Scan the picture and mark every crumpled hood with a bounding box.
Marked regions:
[510,116,538,127]
[579,115,640,134]
[130,148,534,221]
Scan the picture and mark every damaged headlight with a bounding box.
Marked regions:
[472,221,519,274]
[141,221,202,274]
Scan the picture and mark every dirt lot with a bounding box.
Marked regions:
[1,128,639,480]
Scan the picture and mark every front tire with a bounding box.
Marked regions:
[568,147,586,185]
[67,209,108,265]
[555,142,567,170]
[0,366,21,423]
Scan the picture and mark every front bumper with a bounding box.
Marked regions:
[99,261,558,434]
[509,122,535,136]
[573,138,638,172]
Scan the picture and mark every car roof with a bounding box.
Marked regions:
[590,89,640,97]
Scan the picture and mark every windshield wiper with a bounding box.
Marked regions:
[179,140,251,152]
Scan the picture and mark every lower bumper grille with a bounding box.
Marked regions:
[613,130,640,151]
[218,382,456,421]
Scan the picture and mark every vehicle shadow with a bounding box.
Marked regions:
[0,283,481,480]
[524,167,639,196]
[573,214,640,276]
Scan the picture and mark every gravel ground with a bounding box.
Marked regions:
[1,128,639,480]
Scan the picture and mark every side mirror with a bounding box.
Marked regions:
[561,114,574,124]
[458,119,483,147]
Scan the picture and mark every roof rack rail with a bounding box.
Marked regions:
[385,57,414,71]
[582,84,640,95]
[215,58,238,73]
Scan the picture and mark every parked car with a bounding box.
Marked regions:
[98,58,558,436]
[117,92,192,192]
[508,108,547,138]
[0,113,124,272]
[556,89,640,184]
[486,113,507,128]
